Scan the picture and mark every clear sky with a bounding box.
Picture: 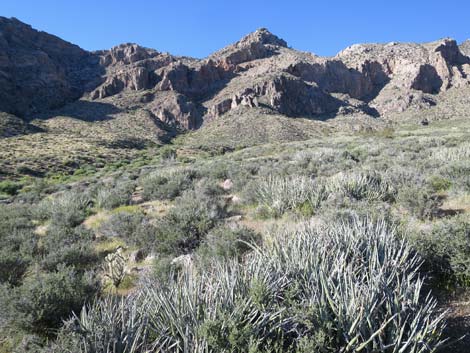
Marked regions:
[1,0,469,58]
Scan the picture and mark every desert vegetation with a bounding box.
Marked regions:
[0,118,469,352]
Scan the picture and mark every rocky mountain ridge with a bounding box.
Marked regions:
[1,16,469,132]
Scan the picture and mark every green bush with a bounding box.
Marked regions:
[196,226,260,264]
[414,216,470,288]
[0,180,22,196]
[140,169,196,201]
[0,248,32,286]
[153,189,226,257]
[0,205,37,285]
[99,211,144,241]
[397,186,443,220]
[159,145,177,160]
[428,175,452,192]
[95,182,134,210]
[2,266,100,336]
[37,192,92,227]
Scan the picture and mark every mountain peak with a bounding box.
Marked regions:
[239,28,288,47]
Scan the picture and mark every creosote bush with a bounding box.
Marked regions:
[414,215,470,288]
[1,265,100,337]
[140,168,197,201]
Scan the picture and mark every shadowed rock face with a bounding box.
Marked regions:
[1,17,470,129]
[0,17,102,117]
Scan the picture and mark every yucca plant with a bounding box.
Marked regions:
[54,217,446,352]
[432,144,470,162]
[326,171,396,202]
[49,296,151,353]
[256,175,327,217]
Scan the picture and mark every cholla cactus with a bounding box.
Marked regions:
[103,248,127,289]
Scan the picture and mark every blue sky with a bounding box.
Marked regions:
[1,0,469,58]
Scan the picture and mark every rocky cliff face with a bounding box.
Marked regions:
[0,17,102,116]
[460,40,470,57]
[0,17,469,129]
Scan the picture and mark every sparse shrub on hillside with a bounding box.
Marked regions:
[0,180,22,196]
[428,175,452,192]
[95,182,134,210]
[140,168,196,201]
[99,210,144,241]
[159,145,177,160]
[432,143,470,162]
[40,242,98,273]
[0,245,32,286]
[398,186,443,220]
[153,188,226,257]
[1,265,100,337]
[0,205,37,285]
[196,226,260,265]
[37,192,92,228]
[54,217,445,352]
[414,216,470,288]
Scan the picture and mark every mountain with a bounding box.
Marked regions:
[1,17,470,179]
[1,17,469,128]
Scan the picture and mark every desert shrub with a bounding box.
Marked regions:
[0,180,22,196]
[55,217,445,352]
[159,145,177,160]
[196,226,260,264]
[432,143,470,162]
[386,167,426,188]
[37,225,98,273]
[0,247,32,286]
[95,182,134,210]
[153,188,226,257]
[40,242,99,273]
[397,186,443,220]
[49,297,150,353]
[428,175,452,192]
[0,205,37,285]
[0,204,35,233]
[2,265,100,336]
[414,216,470,288]
[37,192,92,228]
[99,211,144,241]
[140,168,196,201]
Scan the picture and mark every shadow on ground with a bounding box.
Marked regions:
[36,100,122,122]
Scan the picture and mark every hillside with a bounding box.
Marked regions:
[0,16,470,353]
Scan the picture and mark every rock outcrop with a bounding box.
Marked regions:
[1,17,469,130]
[460,40,470,57]
[0,17,101,117]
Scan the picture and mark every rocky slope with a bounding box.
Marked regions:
[0,17,469,131]
[0,17,102,116]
